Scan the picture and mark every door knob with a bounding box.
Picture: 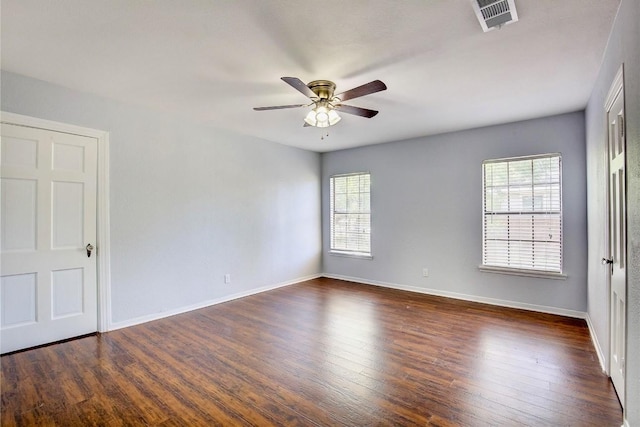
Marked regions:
[86,243,95,258]
[602,257,613,265]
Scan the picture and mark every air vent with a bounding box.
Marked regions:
[472,0,518,32]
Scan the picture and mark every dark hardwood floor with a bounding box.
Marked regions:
[1,277,622,426]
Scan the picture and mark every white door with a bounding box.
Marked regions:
[1,123,98,354]
[606,72,626,406]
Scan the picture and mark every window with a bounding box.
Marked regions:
[330,172,371,257]
[482,154,562,275]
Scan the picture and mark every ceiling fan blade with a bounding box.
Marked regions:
[253,104,306,111]
[335,80,387,102]
[335,104,379,118]
[281,77,317,99]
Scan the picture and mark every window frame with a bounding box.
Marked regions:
[479,153,566,279]
[329,172,372,259]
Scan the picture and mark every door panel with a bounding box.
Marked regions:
[52,142,86,172]
[1,273,37,327]
[1,124,98,354]
[1,135,38,168]
[1,178,37,251]
[52,181,85,248]
[52,268,85,318]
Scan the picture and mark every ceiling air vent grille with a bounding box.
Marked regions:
[472,0,518,32]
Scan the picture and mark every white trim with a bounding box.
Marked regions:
[329,172,371,256]
[109,274,322,331]
[586,313,608,373]
[0,111,112,332]
[482,152,562,164]
[604,65,624,111]
[96,132,112,332]
[329,250,373,260]
[478,265,567,280]
[331,171,370,178]
[2,112,106,140]
[481,153,564,275]
[322,273,586,319]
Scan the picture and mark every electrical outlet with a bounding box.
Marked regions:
[422,268,429,277]
[224,274,231,284]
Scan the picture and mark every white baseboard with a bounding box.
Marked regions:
[108,273,321,331]
[585,313,608,374]
[109,272,590,333]
[322,273,587,319]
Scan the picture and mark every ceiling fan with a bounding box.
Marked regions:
[253,77,387,128]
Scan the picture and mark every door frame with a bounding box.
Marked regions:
[1,111,112,333]
[603,65,626,405]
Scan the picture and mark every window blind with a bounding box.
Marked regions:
[482,154,562,273]
[330,172,371,256]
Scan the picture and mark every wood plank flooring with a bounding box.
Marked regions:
[1,277,622,426]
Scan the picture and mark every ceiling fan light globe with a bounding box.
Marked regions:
[316,111,329,123]
[315,105,329,122]
[328,109,341,126]
[304,110,317,126]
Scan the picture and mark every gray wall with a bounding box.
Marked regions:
[1,71,322,326]
[322,112,588,313]
[585,0,640,423]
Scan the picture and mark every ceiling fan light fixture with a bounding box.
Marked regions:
[304,105,341,128]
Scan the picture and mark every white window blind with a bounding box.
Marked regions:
[330,172,371,256]
[482,154,562,273]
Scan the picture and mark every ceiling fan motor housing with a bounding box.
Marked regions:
[307,80,336,100]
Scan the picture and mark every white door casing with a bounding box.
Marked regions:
[605,67,626,407]
[1,114,111,353]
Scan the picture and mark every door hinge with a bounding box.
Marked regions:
[619,115,625,139]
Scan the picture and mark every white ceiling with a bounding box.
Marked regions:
[1,0,620,152]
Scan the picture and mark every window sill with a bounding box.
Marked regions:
[329,250,373,260]
[478,265,567,280]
